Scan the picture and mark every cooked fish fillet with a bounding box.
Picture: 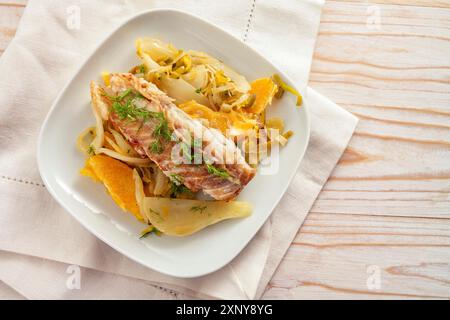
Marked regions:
[91,73,256,201]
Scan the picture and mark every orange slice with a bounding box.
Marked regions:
[81,155,144,221]
[247,78,278,114]
[179,100,229,133]
[179,100,216,120]
[179,100,257,133]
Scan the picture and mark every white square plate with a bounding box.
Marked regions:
[38,9,310,278]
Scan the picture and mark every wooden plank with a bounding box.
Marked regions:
[263,213,450,299]
[310,1,450,219]
[0,1,27,6]
[311,190,450,218]
[313,2,450,111]
[264,0,450,299]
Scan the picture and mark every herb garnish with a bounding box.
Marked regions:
[195,88,202,94]
[170,182,192,197]
[206,163,230,178]
[139,225,161,239]
[103,88,132,102]
[190,205,207,214]
[153,119,171,141]
[87,145,95,156]
[104,89,157,122]
[149,117,171,153]
[112,99,160,122]
[105,89,174,156]
[169,174,191,197]
[149,140,164,154]
[169,173,184,186]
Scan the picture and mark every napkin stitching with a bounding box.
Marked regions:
[148,284,179,298]
[242,0,256,42]
[1,175,45,188]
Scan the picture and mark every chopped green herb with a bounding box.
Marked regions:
[106,88,173,145]
[149,140,164,154]
[112,95,162,122]
[190,205,207,214]
[153,119,172,141]
[118,89,133,101]
[170,182,192,197]
[169,173,184,186]
[195,88,202,94]
[87,145,95,156]
[139,225,161,239]
[139,64,146,74]
[103,89,132,102]
[206,164,230,178]
[113,102,149,121]
[149,111,165,120]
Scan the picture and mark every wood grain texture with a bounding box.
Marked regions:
[0,0,449,299]
[264,213,450,299]
[264,0,450,299]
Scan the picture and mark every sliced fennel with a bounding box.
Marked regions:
[142,197,252,236]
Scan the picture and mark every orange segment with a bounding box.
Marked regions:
[247,78,278,114]
[179,100,216,120]
[209,113,230,133]
[81,155,144,221]
[227,111,257,130]
[179,100,229,133]
[179,100,257,133]
[80,164,99,182]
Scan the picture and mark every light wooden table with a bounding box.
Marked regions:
[1,0,449,299]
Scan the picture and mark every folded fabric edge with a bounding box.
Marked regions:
[0,279,26,300]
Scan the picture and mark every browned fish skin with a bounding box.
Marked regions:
[104,73,255,201]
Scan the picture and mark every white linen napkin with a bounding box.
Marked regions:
[0,0,358,299]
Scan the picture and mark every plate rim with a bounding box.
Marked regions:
[37,8,310,278]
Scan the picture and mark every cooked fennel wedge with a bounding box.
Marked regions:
[142,197,252,236]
